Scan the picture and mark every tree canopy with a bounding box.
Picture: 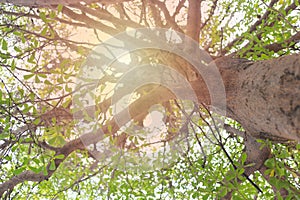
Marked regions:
[0,0,299,199]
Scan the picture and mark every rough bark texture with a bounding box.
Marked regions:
[215,54,300,142]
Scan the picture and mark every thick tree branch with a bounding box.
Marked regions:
[185,0,201,43]
[263,31,300,53]
[238,31,300,57]
[0,0,130,7]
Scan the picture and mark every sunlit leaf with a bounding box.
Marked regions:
[2,39,8,50]
[49,160,56,170]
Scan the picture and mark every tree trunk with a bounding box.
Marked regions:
[214,54,300,142]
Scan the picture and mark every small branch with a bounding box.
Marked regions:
[222,0,279,55]
[224,124,245,138]
[200,104,264,194]
[149,0,184,33]
[199,0,218,29]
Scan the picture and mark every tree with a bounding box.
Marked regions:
[0,0,299,199]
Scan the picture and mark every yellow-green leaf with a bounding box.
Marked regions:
[49,160,56,170]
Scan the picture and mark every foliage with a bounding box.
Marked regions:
[0,0,299,199]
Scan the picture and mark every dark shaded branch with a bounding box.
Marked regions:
[238,31,300,57]
[61,6,118,35]
[0,0,130,7]
[0,137,84,197]
[263,31,300,52]
[221,125,271,199]
[69,4,142,29]
[242,0,299,56]
[222,0,279,55]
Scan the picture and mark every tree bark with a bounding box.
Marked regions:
[213,54,300,142]
[0,0,129,6]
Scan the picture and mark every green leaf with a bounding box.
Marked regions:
[33,158,40,165]
[44,80,52,85]
[265,158,275,168]
[225,172,236,181]
[35,75,41,83]
[13,167,26,175]
[28,53,36,64]
[54,154,65,159]
[13,31,21,36]
[57,4,63,13]
[14,46,22,52]
[43,167,48,176]
[23,74,34,80]
[11,145,18,152]
[4,156,11,161]
[241,152,247,164]
[11,59,16,70]
[29,92,35,101]
[238,168,245,175]
[23,157,29,165]
[40,26,48,36]
[22,105,32,114]
[62,98,71,108]
[38,73,47,78]
[49,11,56,18]
[219,188,227,197]
[65,85,72,93]
[233,195,244,200]
[203,194,209,200]
[57,135,66,145]
[49,160,56,170]
[39,12,48,23]
[24,137,33,142]
[28,166,42,174]
[108,125,112,133]
[48,135,66,146]
[2,39,8,50]
[0,133,9,140]
[48,136,57,146]
[33,118,41,125]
